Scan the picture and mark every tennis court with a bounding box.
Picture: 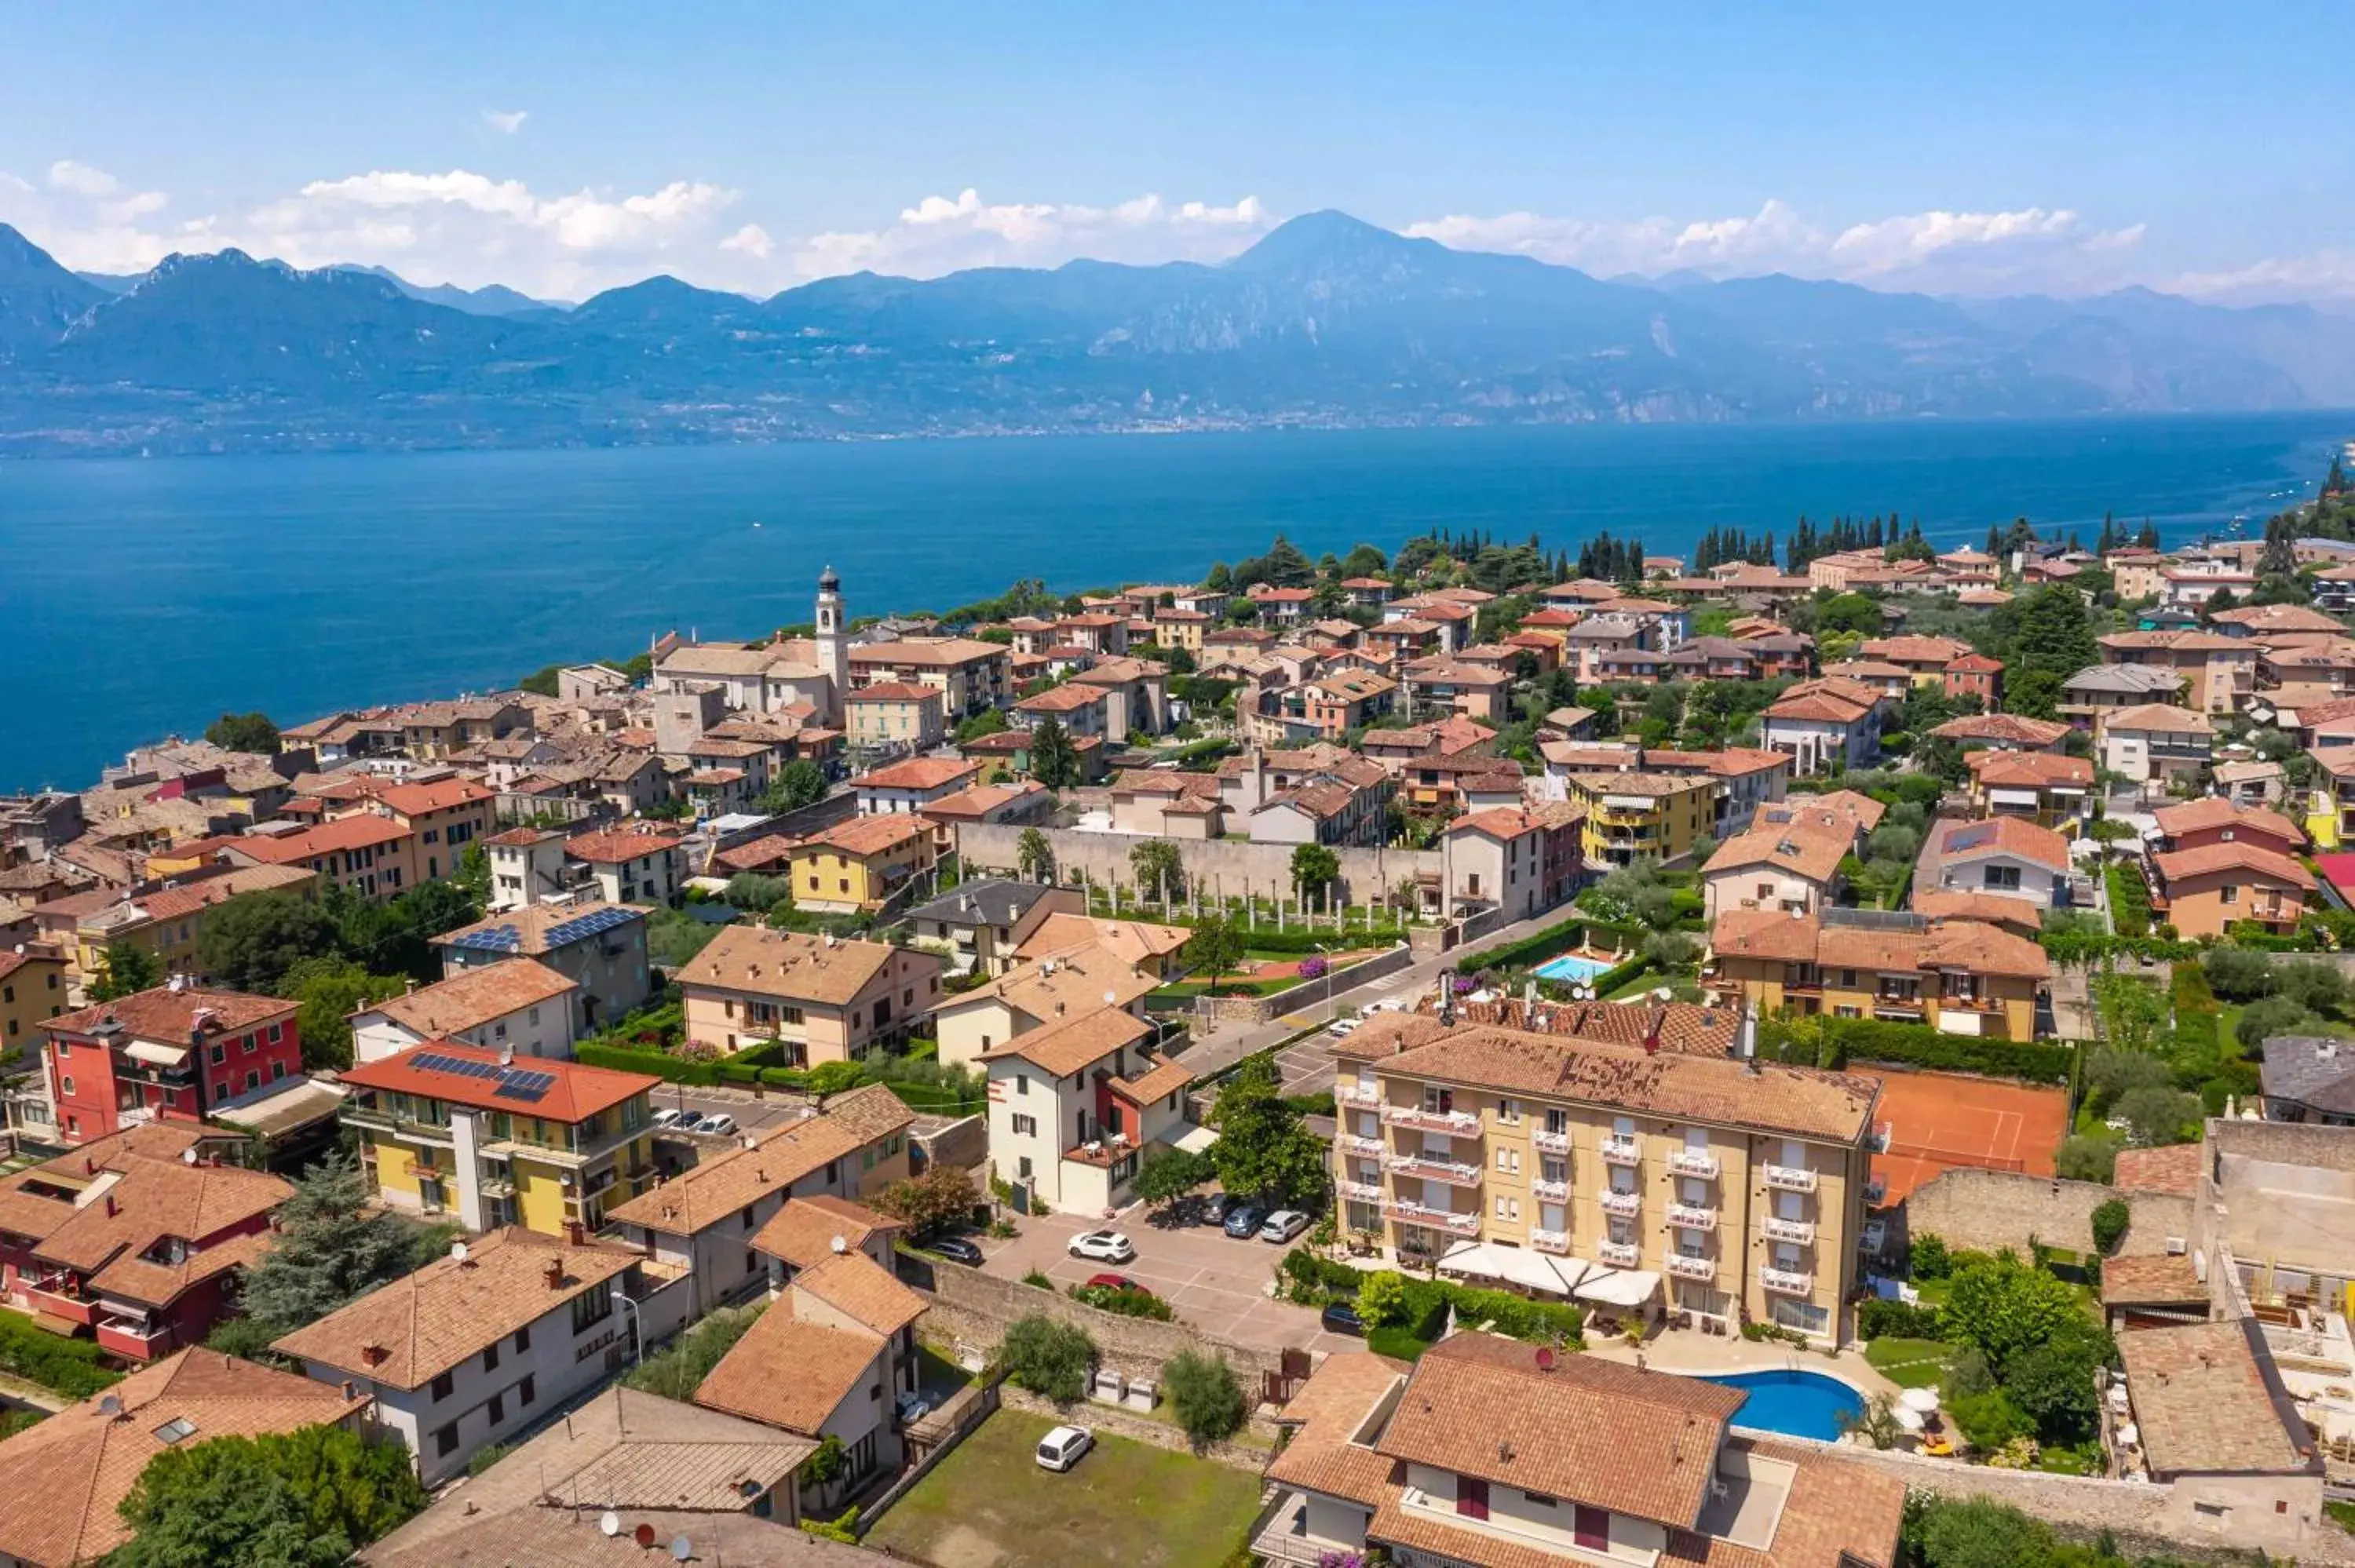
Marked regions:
[1868,1068,2069,1206]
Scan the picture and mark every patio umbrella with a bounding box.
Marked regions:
[1892,1404,1926,1433]
[1900,1387,1941,1414]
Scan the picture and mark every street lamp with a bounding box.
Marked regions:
[612,1283,644,1366]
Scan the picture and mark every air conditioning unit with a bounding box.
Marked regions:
[2164,1236,2187,1256]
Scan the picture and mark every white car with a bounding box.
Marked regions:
[1258,1209,1311,1244]
[1327,1016,1361,1037]
[1035,1424,1094,1472]
[1362,997,1406,1016]
[651,1107,690,1129]
[694,1112,739,1137]
[1067,1230,1137,1264]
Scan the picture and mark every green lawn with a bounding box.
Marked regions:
[1864,1336,1953,1389]
[865,1409,1265,1568]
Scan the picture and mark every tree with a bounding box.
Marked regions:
[111,1424,426,1568]
[1181,913,1247,990]
[517,664,562,697]
[759,759,827,815]
[1128,837,1185,903]
[1133,1147,1213,1209]
[1838,1393,1905,1450]
[1915,1497,2061,1568]
[2113,1085,2202,1146]
[204,712,281,754]
[197,892,340,995]
[2200,946,2274,1002]
[623,1304,764,1401]
[91,940,164,1001]
[1163,1350,1247,1446]
[279,957,405,1072]
[2005,1326,2109,1444]
[1356,1270,1409,1326]
[2235,994,2317,1055]
[1940,1251,2085,1377]
[871,1167,980,1239]
[1016,827,1055,883]
[956,706,1010,744]
[2090,1198,2130,1256]
[2276,959,2350,1016]
[232,1152,439,1332]
[725,872,794,915]
[1290,843,1341,904]
[452,842,491,909]
[1209,1057,1328,1208]
[1000,1314,1094,1403]
[1029,717,1081,789]
[2054,1132,2121,1183]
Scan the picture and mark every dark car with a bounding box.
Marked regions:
[929,1236,984,1267]
[1321,1300,1366,1336]
[1222,1202,1266,1239]
[1199,1192,1235,1226]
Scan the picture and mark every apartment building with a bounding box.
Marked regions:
[1638,747,1791,838]
[1706,908,2048,1041]
[1559,772,1718,870]
[676,924,942,1062]
[1964,749,2094,830]
[787,812,937,914]
[339,1044,661,1234]
[2101,703,2215,793]
[854,756,982,815]
[843,682,948,751]
[324,778,496,881]
[1331,1010,1880,1343]
[1440,804,1585,920]
[351,957,579,1065]
[2098,630,2258,716]
[0,945,68,1069]
[564,826,688,906]
[68,862,316,986]
[433,899,655,1034]
[1012,681,1111,739]
[225,813,421,898]
[982,1005,1195,1215]
[275,1227,688,1486]
[933,940,1156,1068]
[1258,1336,1904,1568]
[1758,677,1884,777]
[2152,841,2315,939]
[847,636,1010,718]
[42,986,303,1144]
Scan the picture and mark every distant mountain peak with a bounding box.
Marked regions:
[1225,209,1435,273]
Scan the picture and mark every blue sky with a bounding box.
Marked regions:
[3,2,2349,303]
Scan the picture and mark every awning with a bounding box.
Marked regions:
[1989,789,2042,808]
[125,1040,187,1067]
[1572,1267,1662,1309]
[1167,1124,1218,1156]
[1435,1241,1586,1296]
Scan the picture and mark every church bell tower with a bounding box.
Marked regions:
[816,565,848,721]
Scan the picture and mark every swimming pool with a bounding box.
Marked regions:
[1701,1369,1865,1442]
[1532,951,1612,984]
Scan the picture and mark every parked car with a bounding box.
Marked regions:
[1199,1192,1235,1226]
[1036,1424,1094,1472]
[1068,1230,1137,1264]
[1222,1203,1266,1239]
[1327,1016,1360,1037]
[1361,997,1406,1016]
[929,1236,984,1267]
[1084,1272,1145,1293]
[1258,1209,1311,1244]
[693,1112,738,1137]
[1321,1300,1365,1336]
[894,1390,933,1425]
[650,1107,690,1129]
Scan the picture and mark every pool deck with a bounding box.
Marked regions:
[1583,1326,1902,1406]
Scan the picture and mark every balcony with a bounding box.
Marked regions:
[1663,1252,1717,1282]
[1531,1128,1571,1155]
[1531,1229,1570,1255]
[1762,1266,1815,1296]
[341,1103,397,1132]
[1666,1202,1718,1231]
[96,1316,170,1362]
[477,1171,517,1200]
[1337,1178,1384,1202]
[1532,1177,1569,1202]
[1600,1135,1641,1166]
[1334,1081,1382,1109]
[1762,1164,1817,1194]
[1598,1189,1641,1219]
[1386,1154,1482,1188]
[1762,1216,1816,1246]
[1597,1239,1640,1268]
[1383,1104,1482,1137]
[1339,1133,1386,1158]
[1666,1148,1719,1180]
[1384,1198,1482,1237]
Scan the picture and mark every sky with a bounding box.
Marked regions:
[2,2,2350,306]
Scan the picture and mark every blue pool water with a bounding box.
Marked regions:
[1532,953,1612,983]
[1702,1370,1865,1441]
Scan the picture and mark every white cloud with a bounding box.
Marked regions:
[785,188,1272,282]
[47,159,118,197]
[2168,249,2355,305]
[1404,199,2145,294]
[719,223,773,260]
[482,109,528,136]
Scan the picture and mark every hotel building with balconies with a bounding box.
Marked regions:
[1329,1008,1880,1344]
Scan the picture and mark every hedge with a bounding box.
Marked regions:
[1857,1297,1944,1340]
[1458,912,1647,976]
[575,1041,721,1085]
[0,1310,121,1398]
[2171,963,2221,1058]
[2106,860,2152,939]
[1758,1016,2073,1085]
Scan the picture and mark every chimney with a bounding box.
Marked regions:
[565,1220,585,1247]
[361,1344,389,1367]
[545,1260,567,1289]
[340,1380,356,1402]
[104,1193,117,1218]
[1642,1002,1666,1056]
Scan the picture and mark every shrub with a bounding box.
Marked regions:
[1281,1249,1367,1297]
[1858,1297,1943,1340]
[2236,994,2320,1055]
[1946,1385,2032,1451]
[1356,1270,1410,1326]
[2201,946,2274,1002]
[623,1305,764,1401]
[1001,1314,1095,1403]
[1163,1350,1248,1446]
[1908,1233,1952,1281]
[0,1311,122,1398]
[1069,1282,1176,1321]
[2278,963,2351,1016]
[1758,1016,2070,1084]
[2054,1133,2121,1183]
[2106,861,2153,938]
[1022,1269,1054,1290]
[2089,1198,2130,1256]
[575,1041,721,1085]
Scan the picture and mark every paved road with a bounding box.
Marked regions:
[973,1208,1362,1358]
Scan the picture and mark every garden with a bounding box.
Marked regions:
[1272,1251,1587,1360]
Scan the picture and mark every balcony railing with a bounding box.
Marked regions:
[96,1317,169,1361]
[341,1103,397,1132]
[1383,1104,1482,1137]
[1663,1253,1717,1282]
[1339,1133,1386,1158]
[1386,1154,1482,1188]
[1384,1198,1482,1236]
[1762,1164,1817,1194]
[1334,1082,1382,1109]
[1598,1190,1641,1218]
[1762,1267,1815,1296]
[1531,1128,1571,1155]
[1666,1202,1718,1231]
[1531,1229,1570,1255]
[1532,1177,1569,1202]
[1600,1136,1641,1165]
[1597,1239,1640,1268]
[1762,1216,1816,1245]
[1666,1148,1719,1180]
[1337,1178,1384,1202]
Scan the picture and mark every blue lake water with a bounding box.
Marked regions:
[2,412,2346,789]
[1703,1369,1868,1441]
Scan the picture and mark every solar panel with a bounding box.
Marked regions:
[410,1051,462,1074]
[545,906,636,948]
[1948,824,1997,852]
[451,923,524,953]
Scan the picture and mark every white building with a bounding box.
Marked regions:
[350,958,579,1064]
[981,1005,1197,1215]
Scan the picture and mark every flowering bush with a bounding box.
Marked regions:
[1298,955,1329,980]
[1451,975,1477,996]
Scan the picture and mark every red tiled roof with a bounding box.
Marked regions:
[338,1040,656,1123]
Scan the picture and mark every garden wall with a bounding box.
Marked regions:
[997,1384,1274,1472]
[914,1259,1287,1387]
[955,822,1443,909]
[1900,1167,2192,1260]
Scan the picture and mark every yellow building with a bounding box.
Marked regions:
[787,812,937,913]
[0,946,68,1063]
[1561,771,1718,868]
[1331,1008,1880,1344]
[71,864,317,985]
[1152,608,1211,654]
[338,1040,660,1234]
[1703,908,2047,1041]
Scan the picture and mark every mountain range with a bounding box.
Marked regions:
[2,210,2351,457]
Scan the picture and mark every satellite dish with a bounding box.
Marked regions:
[1653,986,1674,1002]
[1535,1346,1557,1371]
[634,1523,658,1548]
[97,1395,123,1418]
[672,1536,695,1563]
[831,1234,848,1253]
[450,1241,469,1264]
[181,1148,199,1165]
[599,1511,621,1537]
[1103,990,1117,1007]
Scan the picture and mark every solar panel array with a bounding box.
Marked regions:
[1947,824,1997,853]
[544,905,639,949]
[448,923,524,953]
[406,1050,557,1103]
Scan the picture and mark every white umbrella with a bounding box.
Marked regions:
[1892,1404,1926,1433]
[1900,1387,1941,1414]
[2116,1422,2140,1447]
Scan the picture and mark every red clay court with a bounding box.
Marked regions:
[1867,1068,2070,1206]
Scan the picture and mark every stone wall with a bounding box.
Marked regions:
[955,821,1443,909]
[911,1113,988,1176]
[1900,1167,2192,1260]
[909,1254,1287,1387]
[997,1384,1273,1471]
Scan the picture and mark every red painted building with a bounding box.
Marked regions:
[0,1121,287,1362]
[42,986,302,1145]
[1944,651,2005,706]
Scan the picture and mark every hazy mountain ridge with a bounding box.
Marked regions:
[2,210,2349,456]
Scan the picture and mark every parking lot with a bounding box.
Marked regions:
[975,1209,1363,1357]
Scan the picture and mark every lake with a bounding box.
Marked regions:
[2,412,2346,789]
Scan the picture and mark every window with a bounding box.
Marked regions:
[1497,1098,1521,1124]
[741,1205,756,1229]
[513,1326,531,1353]
[241,1034,257,1054]
[60,1076,74,1096]
[246,1070,261,1091]
[517,1375,535,1406]
[1015,1074,1028,1096]
[1573,1504,1610,1550]
[434,1424,458,1457]
[483,1344,499,1375]
[2222,884,2240,905]
[430,1370,455,1402]
[209,1043,225,1065]
[571,1288,615,1335]
[1012,1114,1036,1136]
[487,1391,505,1426]
[268,1023,282,1044]
[1982,864,2022,891]
[1494,1147,1519,1174]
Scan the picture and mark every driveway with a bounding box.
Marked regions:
[977,1209,1362,1358]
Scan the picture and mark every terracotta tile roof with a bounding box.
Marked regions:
[1763,690,1875,724]
[2120,1321,2316,1477]
[1930,815,2070,872]
[1108,1056,1196,1104]
[953,941,1158,1022]
[715,833,801,873]
[1711,909,2048,982]
[1859,634,1973,665]
[373,779,498,817]
[1013,913,1191,969]
[29,1154,286,1289]
[233,814,412,862]
[675,924,906,1006]
[1966,750,2094,789]
[2153,841,2316,890]
[2100,1252,2207,1307]
[979,1005,1153,1078]
[846,636,1004,669]
[2099,630,2248,654]
[2102,702,2214,735]
[0,1349,368,1568]
[338,1040,655,1124]
[1381,1333,1743,1528]
[274,1227,640,1389]
[46,985,294,1042]
[106,864,315,925]
[1266,1350,1412,1508]
[845,682,941,703]
[819,1081,919,1144]
[363,958,576,1037]
[1567,771,1711,799]
[801,812,931,858]
[1702,818,1851,884]
[1930,713,2071,746]
[751,1194,904,1270]
[856,757,982,792]
[2112,1141,2203,1198]
[1912,891,2043,932]
[2152,796,2306,849]
[693,1295,890,1437]
[564,826,686,863]
[789,1249,927,1336]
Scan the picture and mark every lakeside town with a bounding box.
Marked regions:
[9,469,2355,1568]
